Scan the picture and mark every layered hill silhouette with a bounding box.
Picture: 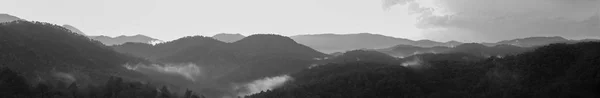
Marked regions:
[113,34,326,97]
[88,35,162,45]
[290,33,598,53]
[114,34,326,82]
[212,33,245,43]
[0,20,147,84]
[290,33,461,53]
[247,42,600,98]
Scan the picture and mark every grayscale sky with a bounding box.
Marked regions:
[1,0,599,42]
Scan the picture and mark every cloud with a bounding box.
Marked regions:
[235,75,292,97]
[384,0,600,42]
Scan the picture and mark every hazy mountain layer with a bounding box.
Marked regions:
[61,24,86,35]
[212,33,245,43]
[0,21,148,85]
[88,35,161,45]
[0,14,22,23]
[291,33,599,53]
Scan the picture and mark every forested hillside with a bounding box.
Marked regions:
[0,21,149,82]
[0,20,207,98]
[248,42,600,98]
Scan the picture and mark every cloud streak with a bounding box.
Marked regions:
[235,75,292,97]
[124,63,203,81]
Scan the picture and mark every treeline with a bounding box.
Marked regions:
[247,42,600,98]
[0,67,205,98]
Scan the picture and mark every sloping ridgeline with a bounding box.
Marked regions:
[0,21,207,98]
[113,34,327,97]
[247,42,600,98]
[0,21,149,82]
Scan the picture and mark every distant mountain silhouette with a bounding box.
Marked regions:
[0,14,22,23]
[61,24,86,35]
[114,34,326,82]
[113,36,226,60]
[291,33,598,53]
[212,33,245,43]
[291,33,456,53]
[0,20,147,84]
[89,35,161,45]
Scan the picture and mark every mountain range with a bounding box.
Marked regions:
[288,33,462,53]
[88,35,162,45]
[247,42,600,98]
[3,13,600,98]
[112,34,326,97]
[0,20,147,85]
[212,33,597,53]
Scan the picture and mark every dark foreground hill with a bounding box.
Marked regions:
[0,21,208,97]
[0,21,149,82]
[247,42,600,98]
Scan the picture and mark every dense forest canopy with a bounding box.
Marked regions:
[247,42,600,98]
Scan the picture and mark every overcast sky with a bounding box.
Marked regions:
[1,0,599,42]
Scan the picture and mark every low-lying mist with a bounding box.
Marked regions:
[234,75,292,97]
[122,63,294,98]
[123,63,203,81]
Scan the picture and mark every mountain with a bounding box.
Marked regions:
[247,42,600,98]
[212,33,245,43]
[115,34,326,81]
[290,33,462,53]
[0,20,147,84]
[0,14,22,23]
[61,24,86,35]
[113,36,226,61]
[291,33,413,53]
[113,34,326,97]
[88,34,161,45]
[315,50,401,65]
[290,33,599,54]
